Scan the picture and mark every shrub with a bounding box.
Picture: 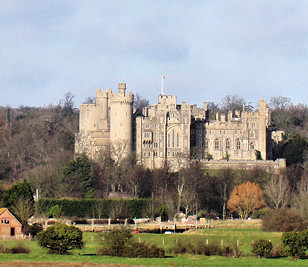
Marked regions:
[36,223,83,254]
[262,208,307,232]
[251,208,271,219]
[97,228,165,258]
[251,239,273,258]
[23,223,43,237]
[47,205,62,218]
[0,244,10,253]
[270,244,286,258]
[170,240,241,257]
[9,244,30,254]
[0,244,30,254]
[282,230,308,258]
[123,242,165,258]
[98,228,132,256]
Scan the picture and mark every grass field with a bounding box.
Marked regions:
[0,229,306,266]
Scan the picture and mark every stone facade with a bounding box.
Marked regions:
[75,82,286,171]
[75,82,133,162]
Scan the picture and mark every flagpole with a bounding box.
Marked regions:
[161,75,165,95]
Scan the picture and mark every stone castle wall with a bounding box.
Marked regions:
[75,82,285,172]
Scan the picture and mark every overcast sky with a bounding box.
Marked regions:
[0,1,307,108]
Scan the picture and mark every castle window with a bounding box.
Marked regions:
[172,151,175,156]
[148,143,151,148]
[236,139,241,150]
[252,122,256,128]
[143,152,146,157]
[250,130,255,138]
[226,139,230,150]
[154,151,157,157]
[177,133,179,147]
[247,122,250,128]
[250,142,255,150]
[148,152,151,156]
[172,129,175,147]
[204,139,209,149]
[145,124,149,128]
[168,134,171,147]
[214,139,220,150]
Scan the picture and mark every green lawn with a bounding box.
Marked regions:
[0,229,306,266]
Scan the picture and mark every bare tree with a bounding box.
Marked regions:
[265,174,291,209]
[221,95,245,111]
[133,94,149,113]
[269,96,291,110]
[216,168,234,220]
[293,173,308,220]
[11,197,35,229]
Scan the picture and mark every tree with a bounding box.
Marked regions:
[265,175,290,209]
[36,224,83,254]
[293,173,308,220]
[221,95,245,111]
[227,182,266,219]
[269,96,291,110]
[133,94,149,114]
[216,168,235,220]
[280,135,308,166]
[11,197,35,231]
[2,180,34,208]
[61,153,93,198]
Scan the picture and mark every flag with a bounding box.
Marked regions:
[162,75,166,79]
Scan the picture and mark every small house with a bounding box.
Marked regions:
[0,208,22,238]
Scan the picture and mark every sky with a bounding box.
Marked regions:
[0,0,307,108]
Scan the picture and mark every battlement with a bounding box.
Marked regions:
[158,95,177,105]
[111,92,134,104]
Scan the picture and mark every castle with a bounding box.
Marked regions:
[75,82,286,172]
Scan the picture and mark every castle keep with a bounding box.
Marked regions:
[75,82,285,171]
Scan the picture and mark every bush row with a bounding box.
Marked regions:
[262,208,307,232]
[97,228,165,258]
[169,240,242,257]
[0,244,30,254]
[36,198,162,219]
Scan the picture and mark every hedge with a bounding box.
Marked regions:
[35,198,161,219]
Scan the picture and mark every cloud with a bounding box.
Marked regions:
[0,1,307,107]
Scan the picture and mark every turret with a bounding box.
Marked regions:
[109,82,134,158]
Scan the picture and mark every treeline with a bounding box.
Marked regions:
[0,93,78,184]
[0,94,307,220]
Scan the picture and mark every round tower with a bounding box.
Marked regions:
[110,82,134,158]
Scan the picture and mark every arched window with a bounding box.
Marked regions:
[236,139,241,150]
[214,139,220,150]
[168,133,171,147]
[204,139,209,149]
[168,128,180,148]
[225,139,230,150]
[250,142,255,150]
